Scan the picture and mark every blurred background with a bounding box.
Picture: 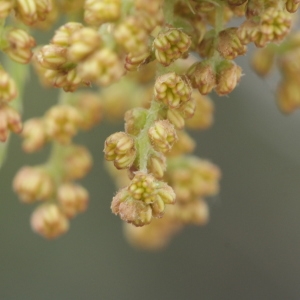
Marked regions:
[1,51,300,300]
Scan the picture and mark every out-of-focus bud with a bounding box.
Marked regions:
[185,91,214,130]
[167,109,185,130]
[22,118,47,152]
[44,104,82,144]
[78,48,124,86]
[13,166,54,203]
[114,16,149,55]
[147,152,166,179]
[215,60,242,96]
[124,108,147,136]
[187,61,216,95]
[63,145,93,180]
[154,28,191,66]
[124,51,152,72]
[57,183,89,218]
[74,93,102,130]
[37,45,68,70]
[135,0,163,13]
[154,73,192,109]
[227,0,247,6]
[286,0,300,13]
[0,69,17,103]
[15,0,52,25]
[0,0,14,19]
[251,46,275,77]
[51,22,83,47]
[4,29,36,64]
[148,120,178,154]
[104,132,136,169]
[68,27,101,63]
[168,130,196,157]
[84,0,121,26]
[31,204,69,239]
[0,104,22,142]
[277,79,300,114]
[217,27,247,60]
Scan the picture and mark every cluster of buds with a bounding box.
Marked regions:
[111,172,176,226]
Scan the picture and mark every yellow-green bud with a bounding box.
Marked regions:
[0,69,18,103]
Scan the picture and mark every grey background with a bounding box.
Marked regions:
[1,55,300,300]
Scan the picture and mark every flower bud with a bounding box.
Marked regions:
[22,118,47,152]
[13,166,54,203]
[154,28,191,66]
[277,79,300,114]
[154,72,192,109]
[148,120,178,153]
[57,183,89,218]
[124,51,152,72]
[124,108,147,136]
[0,104,22,142]
[215,60,242,96]
[0,70,17,103]
[167,109,185,130]
[37,45,68,70]
[44,104,82,144]
[63,145,93,180]
[147,152,166,179]
[0,0,14,19]
[68,27,101,63]
[51,22,83,47]
[286,0,300,13]
[251,46,275,77]
[4,29,36,64]
[168,130,196,157]
[185,92,214,130]
[31,204,69,239]
[84,0,121,26]
[187,61,216,95]
[104,132,136,169]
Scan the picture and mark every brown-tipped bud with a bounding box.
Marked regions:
[154,28,191,66]
[286,0,300,13]
[51,22,83,47]
[75,93,102,130]
[13,166,54,203]
[84,0,121,26]
[22,118,47,152]
[154,73,192,109]
[215,61,242,96]
[186,91,214,130]
[64,145,93,180]
[57,183,89,218]
[187,61,217,95]
[15,0,52,25]
[148,120,178,154]
[37,45,68,70]
[0,104,22,142]
[251,46,275,77]
[217,27,247,60]
[147,152,166,179]
[277,79,300,114]
[124,51,152,72]
[104,132,136,169]
[0,0,14,19]
[44,104,82,144]
[31,204,69,239]
[0,69,17,103]
[68,27,101,63]
[4,29,36,64]
[114,16,149,55]
[77,48,124,86]
[124,108,147,136]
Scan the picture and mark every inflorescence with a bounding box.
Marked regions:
[0,0,299,249]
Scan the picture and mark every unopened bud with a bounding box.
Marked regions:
[0,69,17,103]
[31,204,69,239]
[57,183,89,218]
[13,166,54,203]
[51,22,83,47]
[0,0,14,19]
[37,45,68,70]
[148,120,178,153]
[147,153,166,179]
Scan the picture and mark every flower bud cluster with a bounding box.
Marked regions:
[111,172,176,226]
